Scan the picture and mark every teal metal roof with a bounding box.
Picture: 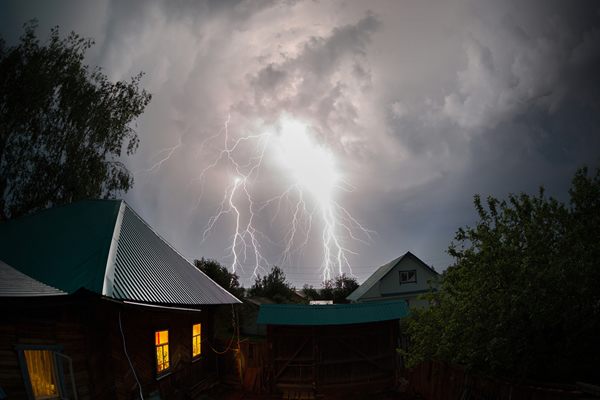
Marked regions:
[346,251,438,302]
[256,299,411,326]
[0,199,240,305]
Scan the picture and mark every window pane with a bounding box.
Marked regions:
[24,350,58,397]
[163,345,169,369]
[156,330,168,345]
[193,323,201,336]
[157,347,163,371]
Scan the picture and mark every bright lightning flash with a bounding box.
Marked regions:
[271,118,370,281]
[141,115,373,283]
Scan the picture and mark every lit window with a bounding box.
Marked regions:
[15,345,70,400]
[400,270,416,284]
[24,350,59,398]
[155,330,170,373]
[192,323,201,358]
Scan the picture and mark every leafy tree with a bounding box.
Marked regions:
[248,265,299,303]
[331,273,359,303]
[194,258,245,299]
[303,274,359,303]
[302,284,321,301]
[405,163,600,384]
[0,20,151,222]
[193,258,249,333]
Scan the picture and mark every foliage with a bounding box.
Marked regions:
[302,274,359,304]
[194,258,245,299]
[405,163,600,383]
[193,258,252,333]
[0,20,151,222]
[248,265,302,304]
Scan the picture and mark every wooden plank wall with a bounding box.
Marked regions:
[109,303,218,400]
[0,293,98,400]
[0,293,221,400]
[267,320,398,395]
[400,359,585,400]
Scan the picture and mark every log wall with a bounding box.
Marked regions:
[0,291,220,400]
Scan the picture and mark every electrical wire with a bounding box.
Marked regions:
[119,311,144,400]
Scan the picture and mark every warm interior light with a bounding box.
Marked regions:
[192,323,201,357]
[155,330,169,371]
[24,350,58,397]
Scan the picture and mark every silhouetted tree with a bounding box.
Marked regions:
[405,162,600,384]
[0,20,151,222]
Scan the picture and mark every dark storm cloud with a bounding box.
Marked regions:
[236,12,381,148]
[1,0,599,286]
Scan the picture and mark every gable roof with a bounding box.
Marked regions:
[346,251,438,302]
[256,299,411,326]
[0,199,240,305]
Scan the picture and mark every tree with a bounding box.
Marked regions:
[331,273,359,304]
[302,274,359,303]
[0,20,152,222]
[193,258,245,299]
[248,265,299,303]
[193,258,247,332]
[405,163,600,384]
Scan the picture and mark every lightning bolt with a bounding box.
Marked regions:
[193,115,374,282]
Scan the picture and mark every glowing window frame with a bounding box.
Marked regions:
[155,330,170,375]
[192,323,201,359]
[14,345,68,400]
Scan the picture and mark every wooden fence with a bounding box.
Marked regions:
[399,359,586,400]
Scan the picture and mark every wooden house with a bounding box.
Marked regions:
[346,252,439,308]
[256,299,410,396]
[0,199,241,400]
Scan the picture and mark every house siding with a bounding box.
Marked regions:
[0,291,219,400]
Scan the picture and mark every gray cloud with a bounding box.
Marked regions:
[1,0,599,286]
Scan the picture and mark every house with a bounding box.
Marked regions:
[256,299,411,396]
[0,199,241,400]
[346,251,439,308]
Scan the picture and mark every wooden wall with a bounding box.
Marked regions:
[0,291,220,400]
[267,320,399,396]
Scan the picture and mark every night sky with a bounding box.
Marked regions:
[2,0,599,288]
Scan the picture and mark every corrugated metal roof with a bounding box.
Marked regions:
[0,199,240,305]
[346,251,438,301]
[256,299,411,326]
[0,260,67,297]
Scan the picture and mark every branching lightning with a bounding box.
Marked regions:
[139,114,373,282]
[193,115,373,282]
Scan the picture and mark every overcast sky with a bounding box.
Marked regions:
[2,0,599,288]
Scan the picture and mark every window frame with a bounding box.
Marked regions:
[192,323,202,360]
[399,270,417,285]
[14,345,68,400]
[154,329,170,376]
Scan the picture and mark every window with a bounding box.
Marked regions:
[192,323,201,358]
[155,330,170,373]
[25,350,59,398]
[400,270,417,284]
[15,345,70,400]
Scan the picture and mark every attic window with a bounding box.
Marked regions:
[400,270,416,284]
[155,330,170,373]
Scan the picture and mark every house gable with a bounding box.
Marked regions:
[347,252,439,303]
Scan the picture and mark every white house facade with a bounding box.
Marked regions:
[347,251,440,308]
